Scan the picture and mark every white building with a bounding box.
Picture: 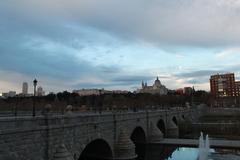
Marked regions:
[22,82,28,95]
[111,90,130,94]
[136,77,168,95]
[73,89,130,96]
[2,91,16,98]
[37,86,45,96]
[73,89,103,96]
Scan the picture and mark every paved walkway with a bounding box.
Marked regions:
[151,138,240,149]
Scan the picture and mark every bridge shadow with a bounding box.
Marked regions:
[172,116,178,126]
[131,127,146,160]
[157,119,166,137]
[78,139,113,160]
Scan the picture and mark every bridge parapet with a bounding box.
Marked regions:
[204,108,240,116]
[0,108,194,160]
[0,109,191,129]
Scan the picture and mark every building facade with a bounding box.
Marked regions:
[73,89,129,96]
[136,77,168,95]
[73,89,102,96]
[210,73,237,98]
[175,88,184,95]
[2,91,16,98]
[183,87,194,95]
[235,81,240,97]
[175,87,194,95]
[37,86,45,96]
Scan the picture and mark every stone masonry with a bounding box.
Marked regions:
[0,108,194,160]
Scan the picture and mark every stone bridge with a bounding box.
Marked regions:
[0,108,195,160]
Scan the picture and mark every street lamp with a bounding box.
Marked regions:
[33,78,38,117]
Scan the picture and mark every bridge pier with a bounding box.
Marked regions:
[114,129,137,160]
[53,144,74,160]
[178,115,185,124]
[166,119,179,138]
[149,122,163,142]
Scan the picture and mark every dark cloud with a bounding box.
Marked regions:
[73,83,112,89]
[73,75,153,89]
[73,74,172,89]
[1,0,240,92]
[176,63,240,80]
[112,75,153,83]
[185,79,202,84]
[0,44,95,79]
[228,64,240,72]
[2,0,240,47]
[99,66,122,74]
[174,65,240,87]
[175,70,226,78]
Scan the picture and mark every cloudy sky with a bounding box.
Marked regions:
[1,0,240,94]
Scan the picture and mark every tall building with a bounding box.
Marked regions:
[210,73,237,97]
[235,81,240,97]
[136,77,168,95]
[22,82,28,95]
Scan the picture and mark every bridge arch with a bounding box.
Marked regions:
[157,119,166,137]
[78,139,113,160]
[172,116,178,126]
[182,115,185,120]
[130,127,147,160]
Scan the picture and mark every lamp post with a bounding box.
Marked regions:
[33,79,38,117]
[14,97,18,117]
[99,89,102,114]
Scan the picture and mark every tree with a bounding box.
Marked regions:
[46,93,56,102]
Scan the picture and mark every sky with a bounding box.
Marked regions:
[1,0,240,94]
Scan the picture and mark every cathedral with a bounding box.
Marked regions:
[136,77,168,95]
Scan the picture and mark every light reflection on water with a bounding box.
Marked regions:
[144,146,217,160]
[163,147,240,160]
[141,145,240,160]
[166,148,199,160]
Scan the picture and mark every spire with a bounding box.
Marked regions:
[142,80,144,88]
[157,76,159,80]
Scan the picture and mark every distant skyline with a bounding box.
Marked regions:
[1,0,240,93]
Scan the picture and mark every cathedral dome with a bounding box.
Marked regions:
[154,77,161,87]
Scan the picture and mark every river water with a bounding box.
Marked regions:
[139,145,240,160]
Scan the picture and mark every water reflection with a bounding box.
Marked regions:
[142,145,176,160]
[135,143,146,160]
[165,148,198,160]
[83,143,240,160]
[142,145,239,160]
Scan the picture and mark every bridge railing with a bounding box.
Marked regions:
[0,107,192,132]
[0,105,191,117]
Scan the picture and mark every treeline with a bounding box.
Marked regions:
[0,90,210,111]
